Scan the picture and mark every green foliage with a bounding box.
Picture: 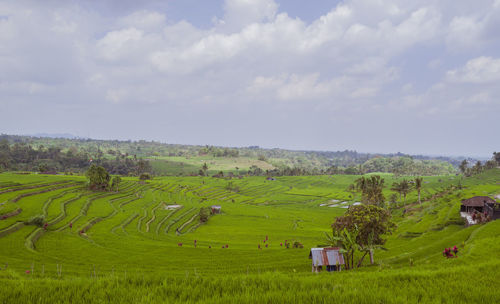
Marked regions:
[391,179,413,205]
[139,173,152,181]
[199,207,211,223]
[356,175,385,206]
[111,176,122,191]
[0,169,499,303]
[85,164,110,191]
[0,134,471,177]
[225,181,240,193]
[332,204,396,266]
[24,215,45,227]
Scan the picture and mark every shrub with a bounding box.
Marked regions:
[199,207,211,223]
[25,215,45,227]
[139,173,152,180]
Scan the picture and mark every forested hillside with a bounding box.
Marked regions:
[0,134,490,176]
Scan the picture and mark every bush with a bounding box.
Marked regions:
[199,207,211,223]
[25,215,45,227]
[139,173,152,180]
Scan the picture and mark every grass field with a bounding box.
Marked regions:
[148,156,275,176]
[0,170,499,303]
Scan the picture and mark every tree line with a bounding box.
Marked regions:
[458,153,499,177]
[0,139,152,176]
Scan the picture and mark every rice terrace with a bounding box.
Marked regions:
[0,136,499,303]
[1,0,500,303]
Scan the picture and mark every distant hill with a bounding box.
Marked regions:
[30,133,77,139]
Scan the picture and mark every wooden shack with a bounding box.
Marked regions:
[211,205,221,214]
[309,247,345,272]
[460,196,496,213]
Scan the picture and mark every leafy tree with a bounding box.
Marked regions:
[494,152,500,166]
[199,207,211,223]
[355,177,367,193]
[331,204,396,267]
[485,160,497,169]
[136,159,152,175]
[111,176,122,191]
[86,164,110,191]
[414,177,423,204]
[391,179,412,205]
[38,163,49,173]
[363,175,385,206]
[355,175,385,206]
[201,163,208,176]
[139,172,152,181]
[472,161,483,175]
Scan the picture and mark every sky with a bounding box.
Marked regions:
[0,0,499,157]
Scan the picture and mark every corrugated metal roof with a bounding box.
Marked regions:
[309,247,345,266]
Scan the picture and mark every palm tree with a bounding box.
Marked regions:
[201,163,208,176]
[364,175,385,206]
[399,179,412,205]
[472,161,483,175]
[459,160,468,175]
[414,177,423,204]
[391,180,412,206]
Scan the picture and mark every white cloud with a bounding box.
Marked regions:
[118,10,166,31]
[1,0,499,156]
[446,56,500,83]
[96,28,144,61]
[218,0,279,31]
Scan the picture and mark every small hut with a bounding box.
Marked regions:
[460,196,496,213]
[211,205,221,214]
[309,247,345,272]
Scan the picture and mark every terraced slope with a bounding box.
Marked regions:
[0,170,499,303]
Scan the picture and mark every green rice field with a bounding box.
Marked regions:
[0,170,499,303]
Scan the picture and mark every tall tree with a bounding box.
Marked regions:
[414,177,423,204]
[494,152,500,166]
[331,204,396,267]
[398,179,412,205]
[391,180,412,205]
[355,176,367,193]
[201,163,208,176]
[472,161,483,175]
[111,176,122,192]
[364,175,385,206]
[459,159,468,175]
[86,164,110,191]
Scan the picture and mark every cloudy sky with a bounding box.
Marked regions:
[1,0,499,157]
